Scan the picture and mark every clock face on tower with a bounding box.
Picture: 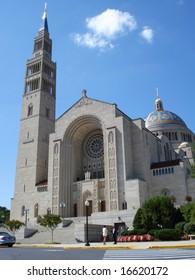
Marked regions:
[85,133,104,159]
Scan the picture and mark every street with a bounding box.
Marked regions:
[1,247,195,260]
[0,247,105,260]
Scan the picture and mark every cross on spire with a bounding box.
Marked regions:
[41,3,48,31]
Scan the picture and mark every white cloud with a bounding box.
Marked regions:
[86,9,137,38]
[139,26,154,44]
[72,9,137,50]
[73,33,113,49]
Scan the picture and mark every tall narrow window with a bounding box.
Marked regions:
[27,104,33,116]
[45,107,50,118]
[34,204,39,218]
[21,206,25,216]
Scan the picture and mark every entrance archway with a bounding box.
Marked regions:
[62,115,105,217]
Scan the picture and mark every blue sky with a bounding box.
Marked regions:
[0,0,194,209]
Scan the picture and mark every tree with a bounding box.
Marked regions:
[191,165,195,179]
[4,220,24,235]
[133,208,144,229]
[0,206,10,224]
[191,145,195,178]
[180,200,195,223]
[185,195,192,203]
[38,214,62,243]
[133,195,182,230]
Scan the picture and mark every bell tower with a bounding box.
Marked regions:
[11,5,56,221]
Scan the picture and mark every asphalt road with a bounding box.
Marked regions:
[1,247,195,260]
[0,247,105,260]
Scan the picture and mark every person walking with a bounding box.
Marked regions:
[102,225,108,245]
[112,226,118,244]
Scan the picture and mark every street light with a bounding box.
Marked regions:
[85,200,90,246]
[97,199,101,212]
[24,208,29,227]
[60,202,66,218]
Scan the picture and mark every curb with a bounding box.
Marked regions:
[148,244,195,249]
[63,245,137,250]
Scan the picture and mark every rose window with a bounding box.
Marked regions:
[85,134,104,159]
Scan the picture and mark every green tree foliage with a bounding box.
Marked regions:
[180,201,195,223]
[4,220,24,235]
[38,214,61,243]
[154,229,183,241]
[191,145,195,178]
[191,165,195,179]
[133,208,144,229]
[183,222,195,234]
[0,206,10,223]
[133,195,182,230]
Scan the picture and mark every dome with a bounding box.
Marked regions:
[145,96,187,130]
[145,109,187,129]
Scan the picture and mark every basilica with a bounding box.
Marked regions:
[11,8,195,227]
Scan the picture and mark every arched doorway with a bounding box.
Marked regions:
[62,115,105,217]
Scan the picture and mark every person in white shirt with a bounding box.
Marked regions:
[102,225,108,245]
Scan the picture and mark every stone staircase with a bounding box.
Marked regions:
[16,222,78,244]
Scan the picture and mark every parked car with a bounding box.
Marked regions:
[0,232,16,247]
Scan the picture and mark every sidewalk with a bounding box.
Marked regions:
[14,239,195,250]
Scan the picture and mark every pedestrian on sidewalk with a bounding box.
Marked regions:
[102,225,108,245]
[112,226,118,244]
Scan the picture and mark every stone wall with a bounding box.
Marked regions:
[75,223,113,243]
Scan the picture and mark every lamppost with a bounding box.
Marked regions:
[35,204,39,218]
[85,200,90,246]
[97,199,101,212]
[24,208,29,227]
[60,202,66,218]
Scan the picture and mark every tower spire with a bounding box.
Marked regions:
[156,87,159,98]
[155,87,164,111]
[41,3,49,31]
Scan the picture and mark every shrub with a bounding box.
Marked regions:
[147,229,160,236]
[180,201,195,223]
[121,229,148,236]
[133,208,144,229]
[129,229,147,235]
[133,195,182,231]
[184,222,195,234]
[155,229,183,241]
[175,221,185,232]
[121,230,130,236]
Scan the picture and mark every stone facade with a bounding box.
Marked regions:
[10,8,195,228]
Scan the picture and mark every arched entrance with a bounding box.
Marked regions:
[62,115,106,217]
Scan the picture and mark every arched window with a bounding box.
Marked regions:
[21,205,25,216]
[27,104,33,116]
[161,188,170,196]
[45,107,50,118]
[54,143,58,155]
[122,201,127,210]
[108,131,114,144]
